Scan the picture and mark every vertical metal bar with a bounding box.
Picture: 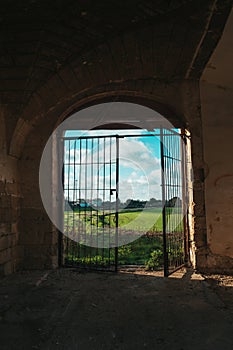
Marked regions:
[84,138,88,265]
[185,133,192,266]
[102,138,106,263]
[176,133,179,267]
[172,133,175,268]
[73,140,77,262]
[181,129,189,265]
[65,140,69,261]
[96,138,100,266]
[115,136,119,272]
[78,138,82,263]
[67,140,74,264]
[160,128,168,277]
[167,132,170,271]
[109,137,112,266]
[91,138,94,256]
[167,132,171,270]
[58,135,64,267]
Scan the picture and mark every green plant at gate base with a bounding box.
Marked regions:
[145,249,164,270]
[118,245,133,264]
[167,247,184,267]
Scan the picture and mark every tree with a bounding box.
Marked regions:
[167,196,182,207]
[148,198,157,207]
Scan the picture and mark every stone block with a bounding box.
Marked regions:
[0,194,11,208]
[0,248,11,264]
[0,208,12,222]
[3,260,14,275]
[0,235,10,251]
[0,223,11,236]
[0,180,6,193]
[58,66,80,91]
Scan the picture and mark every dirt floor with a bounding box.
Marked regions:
[0,267,233,350]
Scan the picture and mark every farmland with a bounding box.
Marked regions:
[64,207,183,234]
[63,207,184,268]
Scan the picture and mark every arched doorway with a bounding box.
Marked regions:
[40,102,193,277]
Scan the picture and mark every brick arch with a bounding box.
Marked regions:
[10,77,188,159]
[55,91,186,129]
[17,78,206,271]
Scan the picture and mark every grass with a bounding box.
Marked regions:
[64,235,164,268]
[64,207,183,234]
[63,207,185,269]
[118,234,163,265]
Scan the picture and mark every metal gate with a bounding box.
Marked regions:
[160,128,189,276]
[60,129,190,276]
[62,135,119,271]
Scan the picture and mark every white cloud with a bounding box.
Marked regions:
[64,136,162,201]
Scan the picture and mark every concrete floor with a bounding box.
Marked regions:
[0,268,233,350]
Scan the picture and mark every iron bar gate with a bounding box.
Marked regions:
[60,129,190,276]
[160,128,189,276]
[62,135,119,271]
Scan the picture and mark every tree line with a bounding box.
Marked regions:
[65,197,182,211]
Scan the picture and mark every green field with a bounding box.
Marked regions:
[64,207,183,234]
[63,207,184,269]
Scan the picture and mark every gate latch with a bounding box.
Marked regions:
[110,189,116,195]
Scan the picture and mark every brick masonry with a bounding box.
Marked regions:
[0,174,21,275]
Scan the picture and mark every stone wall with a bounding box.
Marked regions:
[0,80,217,275]
[14,77,206,272]
[18,119,58,270]
[200,9,233,273]
[0,110,21,275]
[200,83,233,273]
[1,2,232,275]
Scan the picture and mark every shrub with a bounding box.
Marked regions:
[145,249,163,270]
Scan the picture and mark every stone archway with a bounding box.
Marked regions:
[0,0,232,277]
[17,90,205,272]
[53,103,192,276]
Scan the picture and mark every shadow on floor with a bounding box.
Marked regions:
[0,268,233,350]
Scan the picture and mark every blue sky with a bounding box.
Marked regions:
[64,129,162,202]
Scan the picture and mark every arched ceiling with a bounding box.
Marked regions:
[0,0,232,119]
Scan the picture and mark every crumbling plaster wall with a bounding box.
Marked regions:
[200,8,233,273]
